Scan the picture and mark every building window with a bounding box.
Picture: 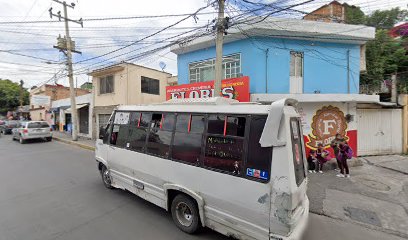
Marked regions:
[99,75,114,94]
[141,76,160,95]
[290,52,303,78]
[188,54,241,83]
[98,114,111,129]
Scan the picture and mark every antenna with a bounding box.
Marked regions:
[159,61,167,72]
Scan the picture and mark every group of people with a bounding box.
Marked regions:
[307,134,353,178]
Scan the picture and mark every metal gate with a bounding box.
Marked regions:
[357,109,402,156]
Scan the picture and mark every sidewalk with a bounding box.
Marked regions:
[52,131,95,151]
[307,155,408,239]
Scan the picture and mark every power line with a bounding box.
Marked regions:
[0,50,60,63]
[0,11,220,25]
[73,1,216,64]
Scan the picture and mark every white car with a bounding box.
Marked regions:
[12,121,53,144]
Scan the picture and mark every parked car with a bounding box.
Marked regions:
[0,120,20,134]
[12,121,53,144]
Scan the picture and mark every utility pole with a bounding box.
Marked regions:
[214,0,225,97]
[19,80,24,108]
[391,73,397,103]
[49,0,83,141]
[346,49,350,94]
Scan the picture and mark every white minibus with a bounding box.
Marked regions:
[95,98,309,240]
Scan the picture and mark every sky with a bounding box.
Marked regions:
[0,0,406,89]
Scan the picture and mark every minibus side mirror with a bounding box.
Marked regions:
[99,126,106,140]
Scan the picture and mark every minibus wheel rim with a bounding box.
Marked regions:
[102,168,111,185]
[175,202,193,227]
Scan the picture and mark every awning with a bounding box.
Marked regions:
[65,104,89,113]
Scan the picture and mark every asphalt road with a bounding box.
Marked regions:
[0,135,404,240]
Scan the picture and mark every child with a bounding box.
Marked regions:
[336,140,353,178]
[316,143,331,173]
[307,150,318,173]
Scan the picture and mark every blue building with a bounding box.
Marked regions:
[170,17,381,156]
[171,17,375,97]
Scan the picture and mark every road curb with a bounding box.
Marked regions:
[53,137,95,151]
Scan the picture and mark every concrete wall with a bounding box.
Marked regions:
[91,63,172,139]
[177,37,360,94]
[298,102,357,156]
[30,85,90,121]
[93,64,171,107]
[30,108,45,121]
[303,2,345,23]
[400,94,408,154]
[51,94,93,138]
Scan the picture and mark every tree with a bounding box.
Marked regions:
[345,5,365,25]
[366,8,407,29]
[361,30,408,86]
[0,79,29,114]
[342,6,408,91]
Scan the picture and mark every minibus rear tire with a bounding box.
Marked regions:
[171,194,200,234]
[100,165,113,189]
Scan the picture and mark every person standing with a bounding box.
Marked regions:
[336,140,353,178]
[331,133,344,171]
[307,150,318,173]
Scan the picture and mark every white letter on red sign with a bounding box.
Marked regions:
[170,92,180,99]
[200,89,211,98]
[222,86,234,99]
[189,91,200,98]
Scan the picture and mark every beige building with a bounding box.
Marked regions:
[90,63,177,138]
[30,84,90,122]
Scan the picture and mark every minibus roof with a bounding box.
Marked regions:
[116,98,272,115]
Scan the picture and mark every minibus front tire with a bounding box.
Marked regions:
[100,165,113,189]
[171,194,200,234]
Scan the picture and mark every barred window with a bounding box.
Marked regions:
[188,54,241,83]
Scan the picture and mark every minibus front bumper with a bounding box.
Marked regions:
[269,196,310,240]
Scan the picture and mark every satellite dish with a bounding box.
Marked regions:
[159,61,167,71]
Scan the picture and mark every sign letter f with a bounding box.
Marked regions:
[322,120,336,135]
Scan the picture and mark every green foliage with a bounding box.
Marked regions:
[0,79,29,113]
[345,6,407,29]
[366,8,408,29]
[345,6,365,25]
[343,6,408,89]
[362,30,408,86]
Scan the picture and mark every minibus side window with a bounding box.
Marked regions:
[245,116,272,182]
[172,114,204,165]
[110,111,131,148]
[146,113,174,158]
[203,114,246,175]
[128,112,150,152]
[207,115,225,134]
[226,116,246,137]
[290,118,306,186]
[103,123,111,144]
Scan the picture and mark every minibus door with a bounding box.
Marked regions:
[96,121,113,166]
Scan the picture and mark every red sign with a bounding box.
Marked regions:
[166,76,250,102]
